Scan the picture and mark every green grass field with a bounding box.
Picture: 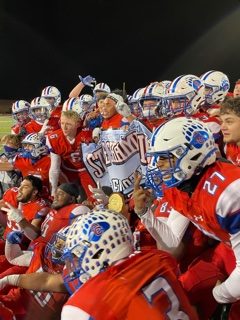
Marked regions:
[0,115,14,139]
[0,115,14,152]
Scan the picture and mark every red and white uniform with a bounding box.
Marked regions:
[136,197,210,273]
[61,250,198,320]
[19,250,68,320]
[13,155,51,189]
[25,120,43,134]
[101,114,125,130]
[0,301,15,320]
[46,128,95,198]
[34,204,89,246]
[193,111,221,141]
[0,188,49,276]
[2,188,49,240]
[0,204,88,319]
[162,161,240,242]
[24,107,62,136]
[224,143,240,166]
[141,118,165,132]
[46,106,62,133]
[11,122,28,136]
[141,160,240,304]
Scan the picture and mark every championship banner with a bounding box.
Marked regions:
[129,119,152,139]
[81,143,111,187]
[83,128,149,195]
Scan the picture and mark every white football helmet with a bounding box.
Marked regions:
[30,97,51,123]
[139,82,166,119]
[160,80,172,93]
[79,94,94,112]
[62,97,85,119]
[21,133,48,159]
[163,75,205,117]
[200,70,230,105]
[12,100,30,124]
[129,87,145,117]
[147,117,217,192]
[63,209,134,294]
[41,86,61,107]
[93,83,111,95]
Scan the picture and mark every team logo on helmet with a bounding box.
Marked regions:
[88,222,110,241]
[191,131,209,149]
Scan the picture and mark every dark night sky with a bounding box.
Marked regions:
[1,0,240,102]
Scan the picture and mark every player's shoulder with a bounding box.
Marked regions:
[31,197,50,211]
[4,187,18,197]
[211,160,240,177]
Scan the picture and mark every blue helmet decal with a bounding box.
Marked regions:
[88,222,110,242]
[190,130,209,149]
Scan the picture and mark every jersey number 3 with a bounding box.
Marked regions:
[142,276,189,319]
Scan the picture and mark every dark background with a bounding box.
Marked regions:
[1,0,240,102]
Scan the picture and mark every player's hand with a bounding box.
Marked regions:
[1,202,23,224]
[88,182,109,206]
[6,231,24,244]
[133,172,152,216]
[116,101,132,118]
[92,127,101,143]
[79,75,96,88]
[38,119,49,136]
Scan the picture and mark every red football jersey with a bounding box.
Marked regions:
[225,143,240,166]
[0,301,15,320]
[25,120,43,134]
[133,198,166,251]
[14,156,51,188]
[62,250,198,320]
[101,114,124,130]
[46,105,62,133]
[18,239,68,320]
[2,241,68,320]
[163,161,240,242]
[2,188,49,239]
[192,111,221,137]
[11,123,28,136]
[141,118,165,132]
[47,129,91,172]
[34,204,86,245]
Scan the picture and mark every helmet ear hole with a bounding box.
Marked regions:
[190,153,201,161]
[92,249,104,259]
